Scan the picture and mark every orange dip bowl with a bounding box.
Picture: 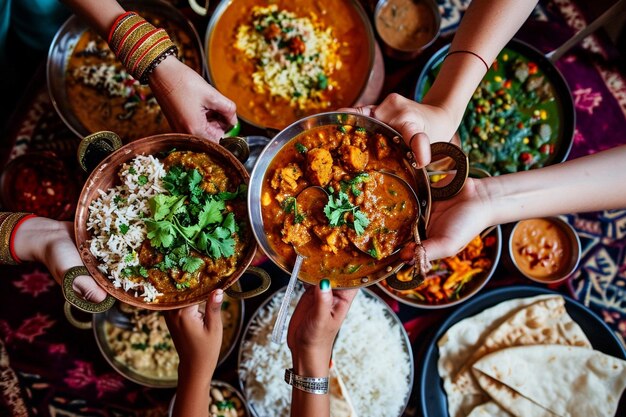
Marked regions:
[508,216,581,284]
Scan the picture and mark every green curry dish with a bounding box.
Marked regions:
[323,191,370,235]
[423,48,559,175]
[145,165,241,275]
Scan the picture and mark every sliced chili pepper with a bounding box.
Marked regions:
[539,144,554,154]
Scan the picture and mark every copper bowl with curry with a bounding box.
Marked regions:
[67,133,269,314]
[248,112,468,289]
[205,0,376,131]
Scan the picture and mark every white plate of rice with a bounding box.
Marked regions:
[237,285,414,417]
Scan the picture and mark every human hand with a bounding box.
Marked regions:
[13,217,107,303]
[341,93,459,168]
[164,290,223,380]
[287,280,358,376]
[401,177,494,262]
[149,56,237,142]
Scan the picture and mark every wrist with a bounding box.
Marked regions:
[13,217,65,264]
[291,349,331,378]
[178,361,215,387]
[147,54,181,93]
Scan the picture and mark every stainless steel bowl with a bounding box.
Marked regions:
[92,292,244,388]
[237,286,414,417]
[248,112,431,288]
[247,111,468,288]
[47,0,205,139]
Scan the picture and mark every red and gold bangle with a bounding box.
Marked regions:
[107,11,136,44]
[109,14,145,54]
[108,11,179,84]
[0,212,36,265]
[117,21,155,64]
[125,28,167,73]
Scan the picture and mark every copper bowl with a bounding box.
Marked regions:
[73,134,266,310]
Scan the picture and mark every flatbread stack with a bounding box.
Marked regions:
[438,295,626,417]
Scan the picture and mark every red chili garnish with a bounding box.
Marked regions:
[528,62,538,74]
[493,61,499,71]
[519,152,534,165]
[517,122,524,129]
[484,236,496,247]
[540,144,554,154]
[504,80,512,89]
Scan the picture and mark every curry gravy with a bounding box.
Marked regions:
[511,218,571,281]
[209,0,372,130]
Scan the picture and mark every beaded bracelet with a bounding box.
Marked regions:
[0,212,36,265]
[108,12,178,84]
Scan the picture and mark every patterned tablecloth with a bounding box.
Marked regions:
[1,0,625,416]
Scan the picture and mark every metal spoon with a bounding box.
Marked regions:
[350,170,421,260]
[271,186,329,344]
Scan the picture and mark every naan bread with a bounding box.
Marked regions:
[472,345,626,417]
[454,297,591,395]
[330,363,358,417]
[438,294,558,417]
[466,401,513,417]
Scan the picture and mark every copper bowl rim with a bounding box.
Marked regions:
[74,133,256,310]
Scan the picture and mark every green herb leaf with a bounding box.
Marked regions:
[295,142,308,154]
[137,175,148,185]
[218,184,248,200]
[119,224,129,235]
[182,256,203,273]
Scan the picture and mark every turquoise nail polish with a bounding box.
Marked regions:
[320,279,331,291]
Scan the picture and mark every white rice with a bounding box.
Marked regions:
[239,286,412,416]
[87,154,167,302]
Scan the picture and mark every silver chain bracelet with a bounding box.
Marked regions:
[284,368,329,395]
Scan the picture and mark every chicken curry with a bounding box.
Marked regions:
[261,124,418,285]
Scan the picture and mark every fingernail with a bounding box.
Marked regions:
[214,289,224,303]
[320,279,331,292]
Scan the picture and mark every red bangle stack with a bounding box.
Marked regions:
[107,11,178,84]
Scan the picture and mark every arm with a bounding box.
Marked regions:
[406,145,626,260]
[165,290,224,417]
[61,0,237,141]
[347,0,539,167]
[287,280,358,417]
[12,217,107,302]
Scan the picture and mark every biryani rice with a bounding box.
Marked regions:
[87,154,167,302]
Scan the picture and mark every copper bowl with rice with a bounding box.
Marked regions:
[69,133,269,314]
